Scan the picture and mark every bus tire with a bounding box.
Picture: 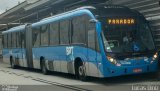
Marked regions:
[77,62,87,81]
[10,57,16,69]
[41,59,48,75]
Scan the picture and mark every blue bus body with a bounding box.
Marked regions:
[2,5,158,78]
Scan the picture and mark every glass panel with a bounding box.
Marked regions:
[4,34,8,48]
[101,17,155,53]
[21,32,25,48]
[50,22,59,45]
[88,23,96,50]
[16,33,20,48]
[8,33,12,48]
[41,25,49,46]
[32,27,40,47]
[60,20,69,44]
[72,15,89,44]
[12,33,16,48]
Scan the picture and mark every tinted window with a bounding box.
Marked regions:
[3,34,7,48]
[21,32,25,48]
[60,20,69,44]
[50,22,59,45]
[41,25,49,46]
[72,15,90,44]
[88,23,96,50]
[32,27,40,47]
[8,33,12,48]
[12,33,16,48]
[2,35,4,48]
[16,32,22,48]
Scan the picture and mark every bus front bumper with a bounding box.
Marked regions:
[103,61,158,77]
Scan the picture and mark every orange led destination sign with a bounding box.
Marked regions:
[108,19,135,25]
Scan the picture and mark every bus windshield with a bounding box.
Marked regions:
[100,17,155,53]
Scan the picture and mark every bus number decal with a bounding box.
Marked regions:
[66,47,74,56]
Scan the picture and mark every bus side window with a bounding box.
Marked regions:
[2,35,4,48]
[6,34,8,48]
[87,22,100,52]
[16,33,19,48]
[50,22,59,46]
[12,33,16,48]
[32,27,41,47]
[72,15,89,45]
[8,33,12,48]
[41,25,49,46]
[3,34,7,48]
[2,35,3,48]
[60,20,69,45]
[88,22,96,50]
[21,32,25,48]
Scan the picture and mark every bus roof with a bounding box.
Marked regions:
[2,6,96,34]
[41,6,96,21]
[2,25,26,34]
[32,7,96,28]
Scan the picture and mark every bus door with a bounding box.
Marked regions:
[25,24,33,68]
[87,21,99,77]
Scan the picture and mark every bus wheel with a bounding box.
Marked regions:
[41,60,48,75]
[10,57,16,69]
[78,64,87,81]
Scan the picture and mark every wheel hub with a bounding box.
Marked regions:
[79,66,84,76]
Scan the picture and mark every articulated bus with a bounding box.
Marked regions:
[2,5,158,81]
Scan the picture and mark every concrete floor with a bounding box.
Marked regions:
[0,59,159,91]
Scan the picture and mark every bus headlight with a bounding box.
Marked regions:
[107,56,117,65]
[152,53,158,61]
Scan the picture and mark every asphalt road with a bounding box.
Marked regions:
[0,59,160,91]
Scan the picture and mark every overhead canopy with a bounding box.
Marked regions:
[0,0,107,31]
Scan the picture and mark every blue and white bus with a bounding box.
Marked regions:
[2,5,158,81]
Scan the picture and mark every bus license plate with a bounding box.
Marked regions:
[133,69,142,73]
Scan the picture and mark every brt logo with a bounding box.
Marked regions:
[66,47,74,56]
